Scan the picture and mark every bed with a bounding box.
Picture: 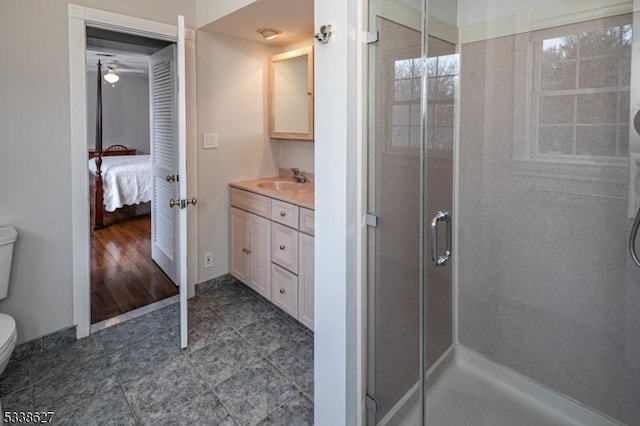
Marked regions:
[88,148,151,215]
[90,60,151,229]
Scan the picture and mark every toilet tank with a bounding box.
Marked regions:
[0,227,17,300]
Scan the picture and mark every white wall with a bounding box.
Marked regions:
[0,0,196,343]
[278,140,314,174]
[196,31,279,282]
[196,0,256,29]
[86,72,150,154]
[0,0,74,343]
[314,0,365,423]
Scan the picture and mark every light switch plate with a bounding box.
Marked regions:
[203,133,218,149]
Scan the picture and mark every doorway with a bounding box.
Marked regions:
[85,28,179,325]
[69,6,197,342]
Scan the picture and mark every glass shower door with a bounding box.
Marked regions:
[366,0,456,423]
[368,1,640,425]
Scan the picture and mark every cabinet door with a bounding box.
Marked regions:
[248,213,272,298]
[298,233,314,330]
[230,207,250,282]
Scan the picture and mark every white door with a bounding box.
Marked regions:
[176,15,189,349]
[149,43,179,283]
[149,15,189,348]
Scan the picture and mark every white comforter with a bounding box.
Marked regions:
[88,155,151,212]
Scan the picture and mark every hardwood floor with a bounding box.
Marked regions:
[91,215,178,324]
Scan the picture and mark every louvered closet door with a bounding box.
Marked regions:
[149,43,178,284]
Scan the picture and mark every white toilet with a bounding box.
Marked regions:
[0,227,17,376]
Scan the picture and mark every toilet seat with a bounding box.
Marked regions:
[0,313,16,355]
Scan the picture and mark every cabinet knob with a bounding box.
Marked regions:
[280,289,286,294]
[279,245,285,250]
[242,248,252,254]
[280,211,286,217]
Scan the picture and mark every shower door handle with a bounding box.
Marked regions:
[431,211,452,267]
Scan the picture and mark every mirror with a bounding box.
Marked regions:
[269,46,313,140]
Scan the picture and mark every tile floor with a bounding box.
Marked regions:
[0,276,314,425]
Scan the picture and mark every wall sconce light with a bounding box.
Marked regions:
[257,28,282,40]
[104,67,119,85]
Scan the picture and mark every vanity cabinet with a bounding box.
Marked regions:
[230,207,271,299]
[230,187,314,329]
[298,232,314,329]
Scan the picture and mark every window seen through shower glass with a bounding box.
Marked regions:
[391,53,459,149]
[532,18,632,159]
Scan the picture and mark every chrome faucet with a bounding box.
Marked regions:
[291,168,308,183]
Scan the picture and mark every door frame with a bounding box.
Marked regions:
[68,4,198,338]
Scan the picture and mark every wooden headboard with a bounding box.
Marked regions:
[88,145,137,159]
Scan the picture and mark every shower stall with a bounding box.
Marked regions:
[366,0,640,425]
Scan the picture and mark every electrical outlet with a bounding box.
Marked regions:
[203,251,213,268]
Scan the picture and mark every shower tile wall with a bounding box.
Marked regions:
[458,14,640,425]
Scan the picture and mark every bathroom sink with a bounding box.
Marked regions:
[258,181,306,191]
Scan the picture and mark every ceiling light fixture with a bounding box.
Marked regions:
[257,28,282,40]
[104,67,119,84]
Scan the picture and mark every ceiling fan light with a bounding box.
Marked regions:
[104,69,119,84]
[257,28,282,40]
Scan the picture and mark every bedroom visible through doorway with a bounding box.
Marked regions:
[86,28,178,325]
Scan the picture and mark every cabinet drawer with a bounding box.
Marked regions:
[271,264,298,317]
[230,188,271,218]
[299,208,315,236]
[271,223,299,273]
[271,199,299,228]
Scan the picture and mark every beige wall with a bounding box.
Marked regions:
[0,0,196,343]
[196,31,279,282]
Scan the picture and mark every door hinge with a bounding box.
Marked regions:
[366,213,379,227]
[365,31,379,44]
[365,394,379,412]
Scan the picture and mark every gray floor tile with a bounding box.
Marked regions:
[214,358,300,425]
[123,356,207,425]
[187,333,262,387]
[152,302,179,330]
[33,356,118,416]
[108,330,181,385]
[54,387,135,426]
[0,358,30,397]
[238,314,308,356]
[216,298,275,330]
[256,392,314,426]
[154,390,236,426]
[167,307,235,354]
[268,334,314,398]
[97,315,167,354]
[1,387,33,412]
[12,339,42,362]
[29,334,105,383]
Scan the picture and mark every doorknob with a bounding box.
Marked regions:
[166,174,176,182]
[169,197,197,209]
